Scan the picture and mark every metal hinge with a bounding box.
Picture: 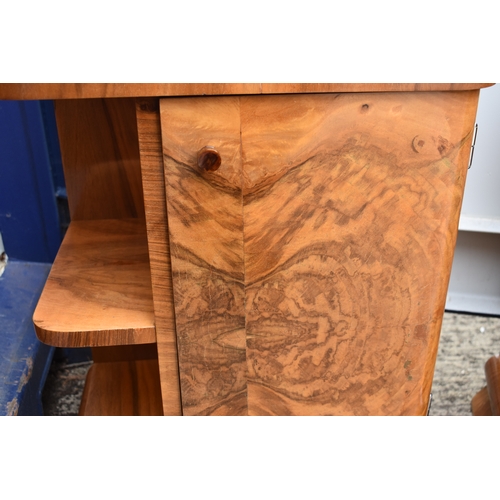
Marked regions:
[468,123,479,169]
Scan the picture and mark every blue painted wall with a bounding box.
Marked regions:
[0,100,66,263]
[0,101,70,414]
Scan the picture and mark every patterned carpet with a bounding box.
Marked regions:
[41,312,500,416]
[42,360,91,416]
[429,312,500,416]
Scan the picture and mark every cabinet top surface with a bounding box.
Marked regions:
[0,83,494,100]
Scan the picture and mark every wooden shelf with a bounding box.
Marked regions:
[33,218,156,347]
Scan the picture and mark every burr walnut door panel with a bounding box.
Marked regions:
[160,91,479,415]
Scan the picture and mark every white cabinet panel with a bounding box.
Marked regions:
[447,84,500,314]
[447,231,500,315]
[459,84,500,232]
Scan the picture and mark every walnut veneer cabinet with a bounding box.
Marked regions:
[0,84,492,416]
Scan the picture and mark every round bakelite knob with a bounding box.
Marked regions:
[197,146,221,172]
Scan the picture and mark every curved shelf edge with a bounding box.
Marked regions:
[33,218,157,348]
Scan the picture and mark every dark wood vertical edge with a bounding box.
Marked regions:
[135,97,182,415]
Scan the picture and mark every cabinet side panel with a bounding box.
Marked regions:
[55,98,145,221]
[242,92,479,415]
[136,98,182,416]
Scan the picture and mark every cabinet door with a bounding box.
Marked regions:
[161,97,246,415]
[160,91,478,415]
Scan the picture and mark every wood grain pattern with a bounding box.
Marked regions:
[136,98,182,415]
[33,218,156,347]
[242,92,478,415]
[0,83,493,100]
[161,97,247,415]
[54,98,145,220]
[79,359,163,416]
[260,83,494,94]
[161,91,478,415]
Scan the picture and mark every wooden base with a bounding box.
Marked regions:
[79,357,163,416]
[471,387,493,416]
[472,355,500,416]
